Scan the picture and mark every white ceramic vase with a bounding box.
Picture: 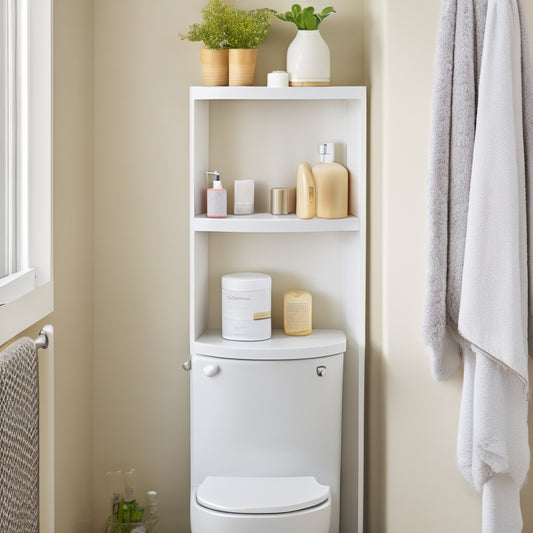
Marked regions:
[286,29,330,86]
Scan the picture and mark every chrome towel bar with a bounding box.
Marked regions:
[34,329,49,350]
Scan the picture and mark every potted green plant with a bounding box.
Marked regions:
[180,0,274,86]
[275,4,336,86]
[179,0,233,86]
[226,7,274,85]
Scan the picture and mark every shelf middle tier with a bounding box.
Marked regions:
[193,213,360,233]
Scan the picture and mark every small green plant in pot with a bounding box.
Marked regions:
[227,7,274,49]
[179,0,233,85]
[179,0,233,50]
[226,7,274,85]
[275,4,335,86]
[180,0,274,86]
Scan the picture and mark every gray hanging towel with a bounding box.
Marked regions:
[423,0,488,380]
[0,337,39,533]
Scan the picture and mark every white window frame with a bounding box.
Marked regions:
[0,0,52,345]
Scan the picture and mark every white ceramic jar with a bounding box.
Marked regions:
[286,30,330,86]
[222,273,272,341]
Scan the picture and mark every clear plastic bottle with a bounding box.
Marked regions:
[106,470,122,517]
[145,490,160,533]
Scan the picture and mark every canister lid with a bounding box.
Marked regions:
[222,272,271,291]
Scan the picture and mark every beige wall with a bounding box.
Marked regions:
[365,0,480,530]
[52,0,95,530]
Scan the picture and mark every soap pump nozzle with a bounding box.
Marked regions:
[319,143,335,163]
[206,170,222,189]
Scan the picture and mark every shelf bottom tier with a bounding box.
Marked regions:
[192,329,346,360]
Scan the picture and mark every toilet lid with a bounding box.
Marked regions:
[196,476,330,514]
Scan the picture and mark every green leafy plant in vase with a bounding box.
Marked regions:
[180,0,274,86]
[275,4,335,86]
[275,4,335,30]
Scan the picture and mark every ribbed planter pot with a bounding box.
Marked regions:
[228,48,258,86]
[200,47,229,86]
[287,30,330,87]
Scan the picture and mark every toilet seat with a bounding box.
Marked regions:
[196,476,330,514]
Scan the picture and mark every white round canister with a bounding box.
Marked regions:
[267,70,289,88]
[222,273,272,341]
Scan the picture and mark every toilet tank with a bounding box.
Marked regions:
[190,329,345,532]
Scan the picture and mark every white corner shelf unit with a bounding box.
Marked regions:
[189,86,366,532]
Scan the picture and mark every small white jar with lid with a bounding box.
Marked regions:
[222,273,272,341]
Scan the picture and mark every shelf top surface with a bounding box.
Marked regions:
[190,86,366,101]
[193,329,347,360]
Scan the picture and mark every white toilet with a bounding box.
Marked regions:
[189,330,345,533]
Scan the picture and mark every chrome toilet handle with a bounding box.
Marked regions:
[316,365,327,377]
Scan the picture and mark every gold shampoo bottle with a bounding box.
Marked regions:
[296,162,316,219]
[312,143,348,219]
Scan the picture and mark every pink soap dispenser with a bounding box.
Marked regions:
[206,170,227,218]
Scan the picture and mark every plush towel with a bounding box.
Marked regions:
[458,348,529,530]
[459,0,529,383]
[425,0,532,531]
[0,337,39,533]
[424,0,488,381]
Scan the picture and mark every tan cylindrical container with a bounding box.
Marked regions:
[283,290,312,336]
[200,47,229,86]
[229,48,258,86]
[270,187,296,215]
[295,163,316,219]
[312,143,348,219]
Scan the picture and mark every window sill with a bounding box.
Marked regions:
[0,271,53,345]
[0,269,36,305]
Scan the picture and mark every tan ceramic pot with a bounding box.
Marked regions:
[228,48,258,86]
[200,47,229,86]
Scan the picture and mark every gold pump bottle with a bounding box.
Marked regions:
[312,143,348,219]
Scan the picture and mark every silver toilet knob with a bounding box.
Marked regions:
[203,364,220,377]
[316,365,327,377]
